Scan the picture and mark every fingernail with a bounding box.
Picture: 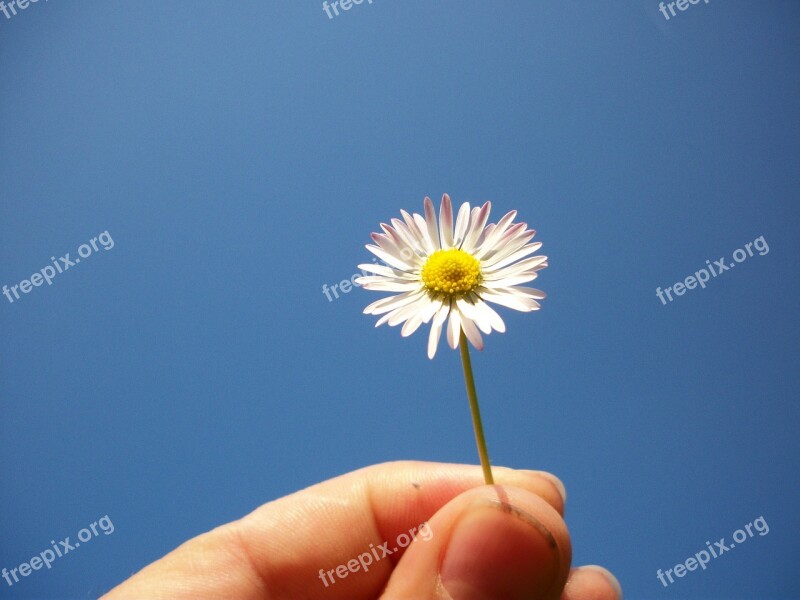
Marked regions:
[440,501,561,600]
[583,565,623,599]
[529,471,567,505]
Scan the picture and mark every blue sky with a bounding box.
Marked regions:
[1,1,798,598]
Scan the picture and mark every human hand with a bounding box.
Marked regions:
[101,461,621,599]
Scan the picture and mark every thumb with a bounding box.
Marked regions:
[381,484,571,600]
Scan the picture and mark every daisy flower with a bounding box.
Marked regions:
[356,194,548,359]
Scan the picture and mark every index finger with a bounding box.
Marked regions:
[103,461,566,599]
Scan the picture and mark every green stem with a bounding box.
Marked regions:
[459,330,494,485]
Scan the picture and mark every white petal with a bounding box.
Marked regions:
[419,297,443,323]
[363,289,425,315]
[479,288,541,312]
[480,303,506,333]
[359,278,422,292]
[477,223,529,261]
[391,218,427,258]
[479,223,496,246]
[427,324,442,359]
[474,212,519,258]
[375,302,411,327]
[493,226,536,256]
[481,223,536,264]
[355,275,409,285]
[365,244,415,271]
[379,222,396,239]
[387,298,430,326]
[482,242,543,272]
[371,232,410,266]
[481,272,540,287]
[401,209,429,252]
[468,292,506,333]
[375,296,428,327]
[353,275,404,291]
[507,286,546,300]
[452,202,471,247]
[433,300,451,327]
[413,213,435,255]
[380,223,413,255]
[461,202,491,253]
[459,310,484,351]
[482,232,538,265]
[494,209,518,235]
[439,193,454,248]
[456,297,491,334]
[401,313,424,337]
[447,305,461,349]
[424,196,440,251]
[487,255,548,279]
[357,263,417,279]
[427,302,451,359]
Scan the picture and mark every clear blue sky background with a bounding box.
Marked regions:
[1,1,798,598]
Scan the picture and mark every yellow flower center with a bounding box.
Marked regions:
[421,248,482,297]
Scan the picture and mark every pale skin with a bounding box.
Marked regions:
[102,462,621,600]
